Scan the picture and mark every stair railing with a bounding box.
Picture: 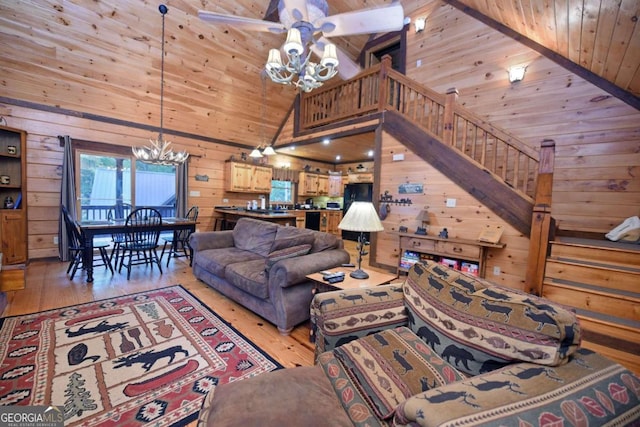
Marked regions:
[300,56,540,199]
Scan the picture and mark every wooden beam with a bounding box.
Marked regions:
[445,0,640,110]
[1,96,251,151]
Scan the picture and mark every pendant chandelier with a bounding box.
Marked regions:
[265,15,339,93]
[132,4,189,166]
[249,75,277,158]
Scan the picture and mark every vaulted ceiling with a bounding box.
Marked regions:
[0,1,637,164]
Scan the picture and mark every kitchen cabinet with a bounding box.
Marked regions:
[347,172,373,183]
[252,165,273,192]
[225,161,272,193]
[328,174,343,197]
[397,233,504,278]
[317,174,329,195]
[294,211,306,228]
[298,172,329,196]
[0,125,27,265]
[320,210,342,236]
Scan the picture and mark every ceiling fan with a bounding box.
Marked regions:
[198,0,405,80]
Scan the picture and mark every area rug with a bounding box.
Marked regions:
[0,285,283,426]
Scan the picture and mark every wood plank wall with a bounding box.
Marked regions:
[405,4,640,234]
[376,132,528,290]
[0,103,334,261]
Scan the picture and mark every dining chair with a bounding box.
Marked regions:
[119,207,163,280]
[161,206,199,267]
[61,205,113,279]
[106,207,126,269]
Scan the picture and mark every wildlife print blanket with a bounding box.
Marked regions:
[0,285,281,426]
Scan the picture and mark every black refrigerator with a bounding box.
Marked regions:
[342,183,374,241]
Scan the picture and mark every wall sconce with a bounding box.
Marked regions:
[414,17,426,33]
[508,66,527,83]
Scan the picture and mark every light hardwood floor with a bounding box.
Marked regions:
[4,244,378,427]
[2,240,374,370]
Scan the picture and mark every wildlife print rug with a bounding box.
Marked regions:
[0,285,282,426]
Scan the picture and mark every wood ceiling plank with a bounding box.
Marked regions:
[590,0,620,75]
[602,0,637,83]
[577,0,602,69]
[553,0,571,58]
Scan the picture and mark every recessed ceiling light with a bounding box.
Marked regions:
[367,150,374,157]
[336,155,341,160]
[323,139,330,145]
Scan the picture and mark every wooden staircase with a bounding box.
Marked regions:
[298,56,538,236]
[542,237,640,373]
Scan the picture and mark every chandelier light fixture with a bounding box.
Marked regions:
[132,4,189,165]
[265,2,339,94]
[250,76,277,158]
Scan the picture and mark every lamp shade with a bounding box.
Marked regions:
[266,49,283,70]
[339,202,384,232]
[416,209,430,223]
[321,43,339,67]
[249,148,263,158]
[283,28,303,55]
[262,145,276,156]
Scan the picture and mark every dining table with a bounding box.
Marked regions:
[77,217,197,282]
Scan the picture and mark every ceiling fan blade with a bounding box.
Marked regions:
[312,38,362,80]
[316,3,404,37]
[279,0,309,23]
[198,10,286,33]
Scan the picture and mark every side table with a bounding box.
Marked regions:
[306,268,398,292]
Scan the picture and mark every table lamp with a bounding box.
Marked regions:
[338,202,384,279]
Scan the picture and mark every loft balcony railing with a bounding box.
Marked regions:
[300,56,540,200]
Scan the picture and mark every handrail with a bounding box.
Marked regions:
[299,56,540,199]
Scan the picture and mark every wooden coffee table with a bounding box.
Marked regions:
[306,267,398,292]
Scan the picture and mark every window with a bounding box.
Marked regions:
[77,149,177,220]
[269,180,293,204]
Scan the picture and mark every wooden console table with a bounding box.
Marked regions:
[396,232,505,278]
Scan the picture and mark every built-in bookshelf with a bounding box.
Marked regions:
[0,125,27,266]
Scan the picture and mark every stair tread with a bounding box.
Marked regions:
[544,277,640,299]
[548,256,640,273]
[575,308,640,330]
[554,236,640,252]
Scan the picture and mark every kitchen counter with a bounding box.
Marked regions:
[214,208,298,227]
[214,208,343,232]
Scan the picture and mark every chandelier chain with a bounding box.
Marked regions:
[132,4,189,165]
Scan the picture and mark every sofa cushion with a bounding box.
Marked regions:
[270,229,316,253]
[330,327,466,420]
[394,348,640,427]
[225,259,270,299]
[193,247,264,278]
[311,231,341,253]
[232,218,279,257]
[265,244,312,272]
[404,260,581,376]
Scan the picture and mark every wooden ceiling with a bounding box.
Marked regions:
[0,1,637,164]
